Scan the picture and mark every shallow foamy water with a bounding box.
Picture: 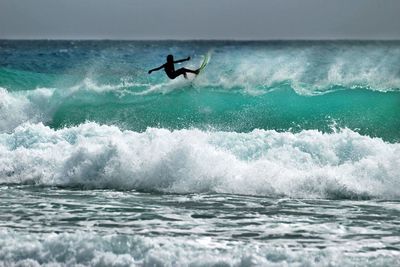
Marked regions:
[0,186,399,266]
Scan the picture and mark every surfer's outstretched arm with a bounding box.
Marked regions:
[174,56,190,64]
[148,64,164,74]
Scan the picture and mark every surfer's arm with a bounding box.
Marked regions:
[174,56,190,63]
[148,64,164,74]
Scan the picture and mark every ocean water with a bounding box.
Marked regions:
[0,40,399,266]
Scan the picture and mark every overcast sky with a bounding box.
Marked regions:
[1,0,400,40]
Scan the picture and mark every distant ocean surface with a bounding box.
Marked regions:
[0,40,399,266]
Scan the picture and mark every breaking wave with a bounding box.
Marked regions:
[1,123,399,199]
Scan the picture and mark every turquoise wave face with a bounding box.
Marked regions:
[47,87,399,142]
[1,40,400,142]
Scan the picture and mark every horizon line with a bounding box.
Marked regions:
[1,38,400,42]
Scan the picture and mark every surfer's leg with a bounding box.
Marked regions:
[178,68,198,74]
[175,68,197,78]
[183,68,198,74]
[187,68,200,75]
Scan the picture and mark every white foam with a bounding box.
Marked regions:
[0,87,54,133]
[0,230,398,267]
[0,123,399,199]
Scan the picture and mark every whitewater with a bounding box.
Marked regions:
[0,40,399,266]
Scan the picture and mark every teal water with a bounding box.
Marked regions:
[1,41,400,141]
[47,87,398,141]
[0,40,399,266]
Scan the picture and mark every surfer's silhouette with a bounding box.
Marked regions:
[148,55,199,79]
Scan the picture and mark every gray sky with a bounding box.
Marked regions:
[1,0,400,40]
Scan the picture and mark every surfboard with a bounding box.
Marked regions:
[197,53,210,75]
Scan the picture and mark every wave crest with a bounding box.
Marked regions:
[1,123,399,199]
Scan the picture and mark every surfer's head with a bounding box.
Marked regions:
[167,54,173,63]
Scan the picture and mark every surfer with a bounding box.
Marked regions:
[148,54,200,79]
